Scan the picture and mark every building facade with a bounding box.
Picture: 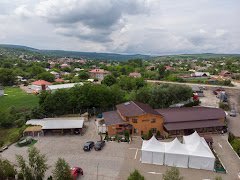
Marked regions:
[89,69,110,81]
[103,101,226,136]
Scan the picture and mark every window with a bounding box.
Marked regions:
[151,119,156,123]
[142,119,149,122]
[132,118,138,123]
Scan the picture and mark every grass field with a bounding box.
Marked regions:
[0,87,38,112]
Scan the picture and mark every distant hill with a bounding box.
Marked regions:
[1,44,240,61]
[0,44,151,61]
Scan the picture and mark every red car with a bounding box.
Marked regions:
[71,167,83,180]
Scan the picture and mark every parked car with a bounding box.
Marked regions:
[229,109,237,117]
[71,167,83,180]
[0,146,8,153]
[83,141,94,151]
[94,141,105,151]
[17,137,33,147]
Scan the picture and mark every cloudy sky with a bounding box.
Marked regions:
[0,0,239,55]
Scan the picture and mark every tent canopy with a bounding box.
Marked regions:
[142,136,165,152]
[183,131,201,144]
[141,131,216,171]
[165,138,189,155]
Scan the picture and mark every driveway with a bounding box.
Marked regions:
[212,134,240,180]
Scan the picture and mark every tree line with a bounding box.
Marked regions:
[36,83,193,117]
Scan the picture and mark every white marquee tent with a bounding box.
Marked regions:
[141,136,165,165]
[164,138,189,168]
[141,131,216,171]
[183,132,215,171]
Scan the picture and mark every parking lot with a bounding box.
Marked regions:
[1,120,130,180]
[1,115,240,180]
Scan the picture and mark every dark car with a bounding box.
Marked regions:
[94,141,105,151]
[71,167,83,180]
[83,141,94,151]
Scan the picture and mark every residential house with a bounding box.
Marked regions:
[103,101,164,136]
[60,63,70,69]
[165,66,175,71]
[103,101,226,136]
[89,69,110,81]
[191,72,210,77]
[219,70,232,78]
[129,72,142,78]
[50,71,60,78]
[30,80,52,92]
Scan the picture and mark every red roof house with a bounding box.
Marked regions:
[32,80,52,86]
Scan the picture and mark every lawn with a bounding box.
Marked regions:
[0,87,38,112]
[0,127,24,145]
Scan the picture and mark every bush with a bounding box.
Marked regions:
[128,169,145,180]
[147,130,153,139]
[141,134,148,140]
[15,118,25,128]
[219,102,230,111]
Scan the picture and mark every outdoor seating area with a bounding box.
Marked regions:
[141,131,216,171]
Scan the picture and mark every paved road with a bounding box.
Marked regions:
[147,80,240,90]
[212,135,240,180]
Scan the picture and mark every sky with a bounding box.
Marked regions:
[0,0,239,55]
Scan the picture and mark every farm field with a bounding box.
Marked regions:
[0,87,38,112]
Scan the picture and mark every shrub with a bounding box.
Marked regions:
[219,102,230,111]
[147,130,153,139]
[128,169,145,180]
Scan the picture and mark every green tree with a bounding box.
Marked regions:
[0,68,16,86]
[0,158,17,179]
[37,72,55,82]
[52,158,72,180]
[78,71,90,80]
[28,65,45,78]
[128,169,144,180]
[163,167,183,180]
[158,64,166,79]
[101,75,117,86]
[16,146,48,180]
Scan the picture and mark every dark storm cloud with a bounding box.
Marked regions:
[36,0,148,42]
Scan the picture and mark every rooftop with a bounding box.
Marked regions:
[32,80,52,86]
[116,101,159,117]
[155,107,226,123]
[102,111,125,126]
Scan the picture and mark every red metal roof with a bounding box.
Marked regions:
[32,80,52,86]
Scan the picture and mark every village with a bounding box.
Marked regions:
[1,48,240,180]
